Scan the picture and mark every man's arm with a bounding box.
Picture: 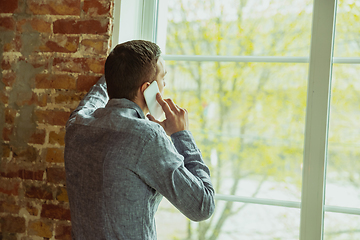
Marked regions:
[171,131,213,198]
[171,130,215,221]
[137,128,215,222]
[145,94,215,221]
[67,75,109,127]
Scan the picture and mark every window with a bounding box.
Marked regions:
[324,1,360,239]
[113,0,360,239]
[111,0,158,49]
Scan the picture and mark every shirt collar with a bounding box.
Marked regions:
[105,98,145,119]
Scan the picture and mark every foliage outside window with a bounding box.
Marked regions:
[152,0,360,239]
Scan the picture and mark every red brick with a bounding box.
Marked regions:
[0,162,18,178]
[55,223,72,240]
[46,148,64,163]
[1,59,11,70]
[54,90,83,105]
[85,58,105,73]
[1,166,40,179]
[77,75,101,91]
[34,92,49,107]
[2,202,21,214]
[47,167,66,184]
[0,163,19,179]
[25,184,53,200]
[1,233,17,240]
[17,18,52,33]
[12,91,38,107]
[0,89,9,104]
[52,57,85,73]
[19,236,35,240]
[3,34,21,52]
[36,74,76,90]
[0,179,19,196]
[53,18,110,34]
[2,72,16,87]
[0,1,18,13]
[1,56,16,70]
[35,110,70,126]
[83,0,111,16]
[28,219,53,238]
[0,94,8,105]
[0,171,18,179]
[39,35,79,53]
[0,199,21,214]
[53,57,105,74]
[26,54,51,69]
[29,129,46,144]
[0,17,15,31]
[2,144,11,158]
[2,126,13,141]
[80,38,108,55]
[27,0,81,15]
[56,187,69,202]
[41,204,71,221]
[38,92,49,107]
[49,129,65,145]
[26,203,39,216]
[0,215,25,233]
[17,92,48,107]
[12,146,39,162]
[18,169,44,181]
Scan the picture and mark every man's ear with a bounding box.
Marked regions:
[140,81,151,94]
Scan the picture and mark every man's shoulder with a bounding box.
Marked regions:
[131,118,167,140]
[66,107,168,144]
[97,112,167,142]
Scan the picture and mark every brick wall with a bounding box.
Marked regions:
[0,0,114,239]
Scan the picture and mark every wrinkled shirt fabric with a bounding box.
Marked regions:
[64,76,215,240]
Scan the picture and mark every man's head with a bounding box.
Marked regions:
[105,40,162,100]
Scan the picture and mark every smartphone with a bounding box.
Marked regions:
[144,81,164,120]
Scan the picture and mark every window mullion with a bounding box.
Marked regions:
[112,0,158,46]
[111,0,121,50]
[141,0,158,42]
[115,0,144,44]
[300,0,337,239]
[163,55,309,63]
[156,0,168,52]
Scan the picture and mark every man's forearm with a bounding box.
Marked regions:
[171,130,215,219]
[171,130,208,172]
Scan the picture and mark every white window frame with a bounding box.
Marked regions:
[300,0,337,239]
[112,0,360,239]
[111,0,158,50]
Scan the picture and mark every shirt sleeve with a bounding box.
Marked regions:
[136,128,215,222]
[67,75,109,127]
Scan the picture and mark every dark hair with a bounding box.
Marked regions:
[105,40,161,100]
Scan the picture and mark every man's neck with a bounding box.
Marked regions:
[132,97,148,116]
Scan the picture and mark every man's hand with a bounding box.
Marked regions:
[147,93,189,136]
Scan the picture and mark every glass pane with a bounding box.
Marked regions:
[164,0,313,56]
[156,199,300,240]
[163,61,307,201]
[324,212,360,240]
[333,0,360,57]
[157,0,315,238]
[325,64,360,209]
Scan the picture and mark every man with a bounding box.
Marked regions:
[64,40,215,240]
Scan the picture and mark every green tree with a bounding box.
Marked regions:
[159,0,360,239]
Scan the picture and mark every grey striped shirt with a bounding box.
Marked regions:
[64,76,215,240]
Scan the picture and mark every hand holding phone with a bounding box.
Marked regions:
[147,92,189,136]
[144,81,164,120]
